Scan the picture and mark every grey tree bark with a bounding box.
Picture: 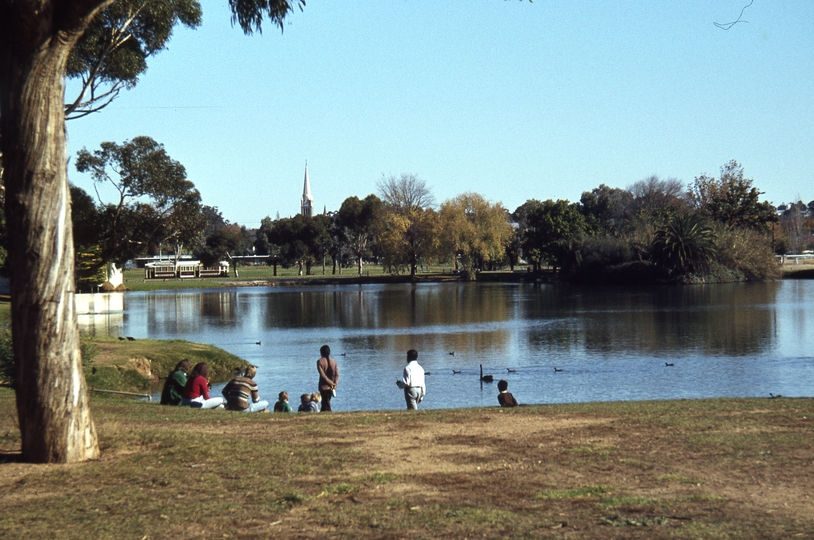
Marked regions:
[0,0,109,463]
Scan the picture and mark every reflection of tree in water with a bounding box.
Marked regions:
[199,292,238,328]
[260,284,514,355]
[523,283,779,357]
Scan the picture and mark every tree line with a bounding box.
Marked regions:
[53,142,799,288]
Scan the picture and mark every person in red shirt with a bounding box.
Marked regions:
[182,362,225,409]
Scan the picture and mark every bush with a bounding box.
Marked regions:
[714,225,781,281]
[577,235,636,268]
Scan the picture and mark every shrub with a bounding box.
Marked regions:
[713,225,781,281]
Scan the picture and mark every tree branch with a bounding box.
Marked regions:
[714,0,754,30]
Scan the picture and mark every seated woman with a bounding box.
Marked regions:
[181,362,225,409]
[160,359,191,406]
[221,365,269,412]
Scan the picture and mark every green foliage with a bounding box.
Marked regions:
[336,194,383,275]
[652,213,717,277]
[75,136,204,267]
[579,184,633,235]
[575,235,636,269]
[201,223,251,268]
[569,236,654,285]
[515,199,590,272]
[688,160,777,233]
[66,0,203,118]
[75,246,108,292]
[229,0,306,35]
[264,215,331,275]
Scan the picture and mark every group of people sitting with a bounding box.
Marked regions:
[160,345,519,412]
[272,391,323,412]
[159,359,311,413]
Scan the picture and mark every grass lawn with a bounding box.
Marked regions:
[119,263,465,291]
[1,392,812,539]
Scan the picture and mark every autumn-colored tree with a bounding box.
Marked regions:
[437,193,512,273]
[376,174,437,277]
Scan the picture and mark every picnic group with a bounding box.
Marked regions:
[160,344,520,412]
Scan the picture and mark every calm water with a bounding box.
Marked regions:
[79,280,814,411]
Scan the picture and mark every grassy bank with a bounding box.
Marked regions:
[119,264,465,291]
[0,391,812,539]
[84,337,249,393]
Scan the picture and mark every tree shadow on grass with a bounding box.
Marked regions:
[0,450,23,463]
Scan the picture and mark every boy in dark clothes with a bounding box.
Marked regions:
[497,379,518,407]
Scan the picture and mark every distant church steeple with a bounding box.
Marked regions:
[301,161,313,217]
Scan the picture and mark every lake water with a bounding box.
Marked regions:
[79,280,814,411]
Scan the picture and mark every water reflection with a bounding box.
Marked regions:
[79,281,814,411]
[519,283,777,357]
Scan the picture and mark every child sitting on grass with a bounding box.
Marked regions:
[310,392,322,412]
[497,379,518,407]
[274,391,292,412]
[297,393,312,412]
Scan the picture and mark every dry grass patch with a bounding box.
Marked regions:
[1,392,814,539]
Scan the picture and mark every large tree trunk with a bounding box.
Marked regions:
[0,0,107,463]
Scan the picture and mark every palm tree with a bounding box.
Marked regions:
[651,213,717,276]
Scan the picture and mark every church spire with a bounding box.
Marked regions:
[301,160,313,217]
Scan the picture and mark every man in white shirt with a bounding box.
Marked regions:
[396,349,425,410]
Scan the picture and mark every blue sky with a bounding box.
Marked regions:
[66,1,814,228]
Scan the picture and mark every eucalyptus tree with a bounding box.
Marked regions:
[579,184,633,236]
[687,161,777,233]
[75,136,205,265]
[336,194,383,275]
[202,223,250,277]
[65,0,202,119]
[0,0,304,463]
[516,199,590,272]
[267,215,330,276]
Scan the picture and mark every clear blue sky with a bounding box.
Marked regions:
[66,1,814,228]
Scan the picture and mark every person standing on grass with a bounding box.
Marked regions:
[181,362,225,409]
[160,359,191,406]
[221,365,269,413]
[396,349,425,410]
[316,344,339,412]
